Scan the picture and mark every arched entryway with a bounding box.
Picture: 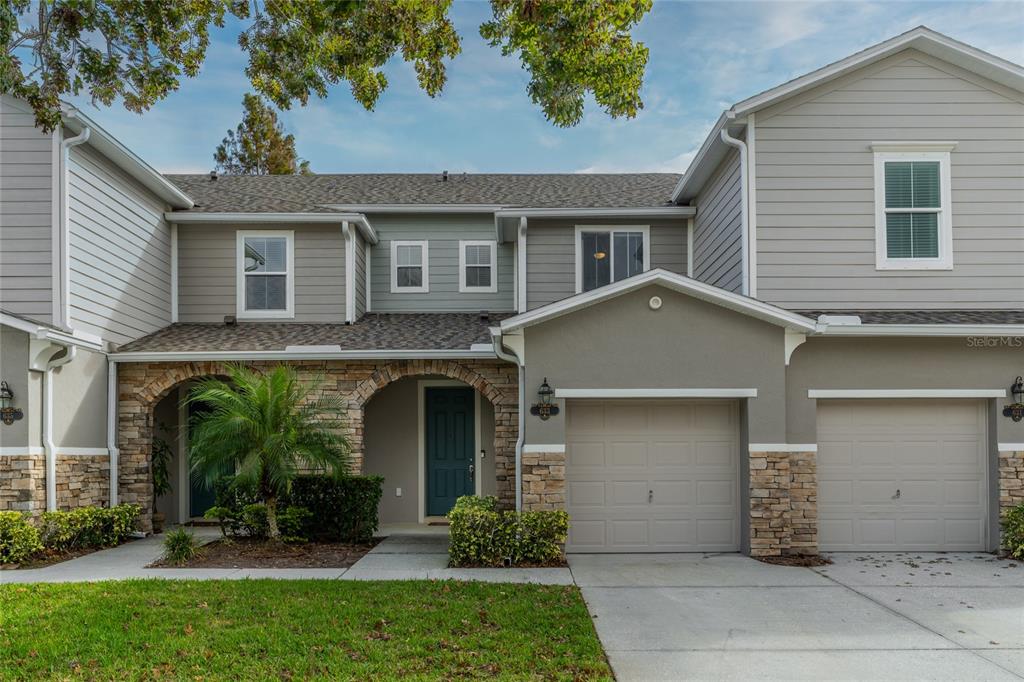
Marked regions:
[117,358,518,530]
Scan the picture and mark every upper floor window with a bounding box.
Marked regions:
[391,240,428,293]
[236,231,294,318]
[459,240,497,293]
[574,225,650,293]
[873,144,954,270]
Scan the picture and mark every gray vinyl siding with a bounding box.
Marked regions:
[525,218,688,310]
[693,147,744,293]
[754,49,1024,309]
[354,230,367,318]
[67,144,172,343]
[369,214,514,313]
[0,96,54,323]
[177,223,345,323]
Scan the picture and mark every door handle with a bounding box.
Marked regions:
[892,488,901,500]
[468,463,475,476]
[649,489,653,503]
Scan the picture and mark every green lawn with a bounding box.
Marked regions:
[0,579,611,681]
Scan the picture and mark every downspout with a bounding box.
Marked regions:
[719,127,750,296]
[43,344,76,512]
[516,217,527,313]
[107,359,119,506]
[491,334,525,512]
[343,221,356,323]
[59,114,91,330]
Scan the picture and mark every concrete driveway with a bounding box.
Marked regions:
[568,552,1024,681]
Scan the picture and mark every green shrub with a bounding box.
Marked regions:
[289,475,383,543]
[163,528,202,565]
[448,495,569,567]
[38,504,140,552]
[203,506,235,537]
[1002,503,1024,559]
[0,511,43,564]
[203,502,311,543]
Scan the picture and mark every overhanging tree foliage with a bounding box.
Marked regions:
[215,93,311,175]
[3,0,652,132]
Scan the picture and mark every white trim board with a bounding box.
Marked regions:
[111,349,498,362]
[555,388,758,399]
[391,240,429,294]
[573,224,651,295]
[0,447,45,456]
[57,448,110,456]
[458,240,498,294]
[998,444,1024,453]
[808,389,1006,399]
[235,230,295,320]
[748,444,818,453]
[522,444,566,454]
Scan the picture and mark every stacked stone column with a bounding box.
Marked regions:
[749,448,818,557]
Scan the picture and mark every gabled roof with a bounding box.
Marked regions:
[499,269,817,333]
[672,26,1024,203]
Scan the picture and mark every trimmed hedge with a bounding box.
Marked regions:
[211,474,383,544]
[1003,503,1024,559]
[38,504,140,552]
[448,495,569,567]
[0,512,42,564]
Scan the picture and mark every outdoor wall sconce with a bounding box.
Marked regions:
[1004,375,1024,422]
[0,381,23,426]
[530,378,560,421]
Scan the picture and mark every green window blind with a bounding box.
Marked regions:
[884,161,941,258]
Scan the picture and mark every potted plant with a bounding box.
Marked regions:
[151,432,173,533]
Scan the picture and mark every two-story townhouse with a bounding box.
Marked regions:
[1,26,1021,558]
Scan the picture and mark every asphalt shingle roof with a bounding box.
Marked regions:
[163,173,682,213]
[117,313,509,353]
[798,310,1024,324]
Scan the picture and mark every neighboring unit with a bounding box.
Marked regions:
[1,27,1022,557]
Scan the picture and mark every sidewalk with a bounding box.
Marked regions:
[1,525,573,585]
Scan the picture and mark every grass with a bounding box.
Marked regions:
[0,579,611,681]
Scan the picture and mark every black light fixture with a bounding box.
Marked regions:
[530,377,560,421]
[0,381,23,426]
[1004,375,1024,422]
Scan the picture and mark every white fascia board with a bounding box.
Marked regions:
[0,313,105,352]
[111,348,498,363]
[500,268,816,334]
[62,108,193,209]
[732,27,1024,118]
[817,323,1024,337]
[670,111,732,203]
[808,389,1006,399]
[323,204,503,214]
[493,206,694,219]
[165,211,378,244]
[554,388,758,399]
[998,443,1024,452]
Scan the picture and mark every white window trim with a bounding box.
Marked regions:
[458,240,498,293]
[390,240,429,293]
[235,230,295,319]
[873,145,954,271]
[573,224,651,294]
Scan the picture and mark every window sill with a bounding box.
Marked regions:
[875,260,953,271]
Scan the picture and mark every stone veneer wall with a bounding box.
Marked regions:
[118,359,519,531]
[1001,449,1024,514]
[0,455,46,516]
[521,450,565,511]
[56,455,110,510]
[749,449,818,557]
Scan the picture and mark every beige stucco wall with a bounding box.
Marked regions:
[521,284,788,444]
[52,347,108,448]
[0,325,31,448]
[786,336,1024,444]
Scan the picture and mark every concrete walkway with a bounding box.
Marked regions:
[0,525,572,585]
[569,552,1024,682]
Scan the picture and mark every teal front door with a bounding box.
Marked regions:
[425,387,475,516]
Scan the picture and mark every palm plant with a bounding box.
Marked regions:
[186,364,350,539]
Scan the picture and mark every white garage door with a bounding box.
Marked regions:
[565,399,740,553]
[817,400,988,552]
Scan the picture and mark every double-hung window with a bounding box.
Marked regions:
[873,144,954,270]
[459,240,497,293]
[575,225,650,293]
[236,231,294,318]
[391,240,428,293]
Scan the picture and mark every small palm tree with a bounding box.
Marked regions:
[186,364,350,539]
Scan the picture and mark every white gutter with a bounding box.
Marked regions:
[170,223,179,323]
[516,217,527,313]
[0,312,104,352]
[719,126,750,297]
[107,359,119,506]
[324,204,503,214]
[165,212,379,245]
[817,323,1024,337]
[43,345,76,512]
[491,332,525,513]
[110,348,498,363]
[59,115,91,329]
[494,206,694,218]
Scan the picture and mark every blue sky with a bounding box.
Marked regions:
[72,0,1024,175]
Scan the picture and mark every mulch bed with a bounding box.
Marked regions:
[757,554,833,567]
[2,540,139,570]
[148,537,380,569]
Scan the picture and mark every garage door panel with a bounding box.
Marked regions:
[817,400,987,552]
[565,399,740,553]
